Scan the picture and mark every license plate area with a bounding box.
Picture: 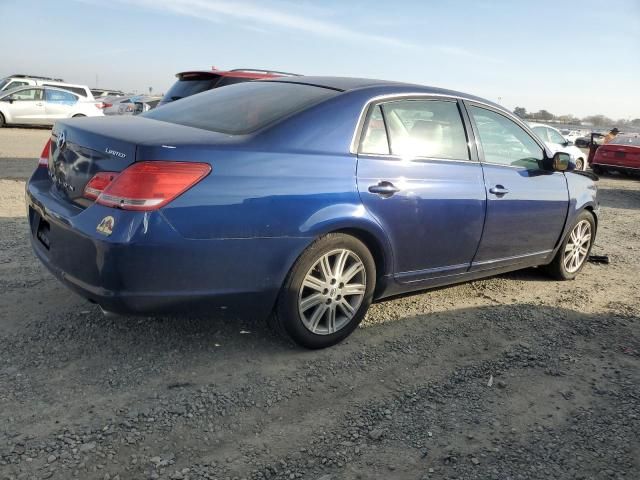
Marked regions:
[615,151,626,159]
[37,218,51,250]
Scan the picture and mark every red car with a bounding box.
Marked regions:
[590,135,640,175]
[158,67,298,107]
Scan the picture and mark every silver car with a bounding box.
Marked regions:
[0,86,104,127]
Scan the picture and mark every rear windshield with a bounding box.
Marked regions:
[145,81,338,135]
[610,135,640,146]
[163,73,222,102]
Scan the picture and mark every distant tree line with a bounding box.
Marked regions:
[513,107,640,129]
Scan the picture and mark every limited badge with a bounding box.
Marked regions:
[96,216,115,236]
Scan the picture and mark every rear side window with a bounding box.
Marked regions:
[378,100,469,160]
[145,81,338,135]
[163,73,222,102]
[45,89,78,103]
[360,105,389,155]
[43,84,87,97]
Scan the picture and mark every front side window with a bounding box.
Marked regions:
[380,100,469,160]
[45,89,78,104]
[469,106,543,168]
[8,88,42,101]
[163,73,222,102]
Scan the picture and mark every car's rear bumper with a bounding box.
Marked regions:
[26,175,309,318]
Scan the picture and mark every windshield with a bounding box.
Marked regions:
[145,81,338,135]
[0,78,11,90]
[162,73,222,102]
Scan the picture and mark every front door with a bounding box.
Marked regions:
[356,98,486,283]
[6,88,45,124]
[466,103,569,271]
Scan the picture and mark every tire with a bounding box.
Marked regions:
[72,114,86,118]
[575,158,585,170]
[271,233,376,349]
[545,211,595,280]
[0,112,5,128]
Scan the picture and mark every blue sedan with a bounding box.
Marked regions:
[27,77,598,348]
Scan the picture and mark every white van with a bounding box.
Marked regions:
[0,74,94,100]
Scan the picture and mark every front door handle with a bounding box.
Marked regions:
[489,185,509,196]
[368,181,400,198]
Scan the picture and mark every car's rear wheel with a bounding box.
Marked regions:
[272,233,376,349]
[0,112,5,128]
[545,211,595,280]
[575,158,584,170]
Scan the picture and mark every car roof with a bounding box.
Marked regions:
[265,76,504,106]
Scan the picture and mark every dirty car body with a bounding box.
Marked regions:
[27,77,599,323]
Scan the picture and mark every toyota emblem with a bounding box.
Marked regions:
[57,131,66,150]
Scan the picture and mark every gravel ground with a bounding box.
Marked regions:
[0,127,638,480]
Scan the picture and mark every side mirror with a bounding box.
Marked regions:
[552,151,573,171]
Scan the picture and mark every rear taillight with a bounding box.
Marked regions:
[96,102,112,109]
[38,139,51,168]
[84,171,119,200]
[91,161,211,211]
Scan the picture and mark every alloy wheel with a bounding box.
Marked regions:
[563,220,592,273]
[298,248,366,335]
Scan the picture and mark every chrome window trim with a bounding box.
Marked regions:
[357,152,478,165]
[350,93,514,155]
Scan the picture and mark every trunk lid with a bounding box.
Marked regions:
[48,116,231,207]
[595,143,640,167]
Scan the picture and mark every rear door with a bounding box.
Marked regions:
[466,103,569,270]
[44,89,79,120]
[356,97,486,283]
[6,88,45,124]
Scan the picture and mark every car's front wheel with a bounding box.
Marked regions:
[272,233,376,349]
[545,211,595,280]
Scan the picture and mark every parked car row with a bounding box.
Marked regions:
[590,134,640,175]
[0,86,104,127]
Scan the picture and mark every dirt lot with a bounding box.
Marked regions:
[0,127,638,480]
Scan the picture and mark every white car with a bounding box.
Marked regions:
[559,129,585,144]
[0,86,104,127]
[529,123,588,170]
[0,74,94,99]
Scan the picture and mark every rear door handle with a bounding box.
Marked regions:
[489,185,509,196]
[368,181,400,197]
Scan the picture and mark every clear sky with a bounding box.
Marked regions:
[1,0,638,119]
